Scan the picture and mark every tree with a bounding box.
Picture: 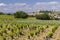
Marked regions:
[7,13,12,15]
[36,13,50,20]
[0,12,4,15]
[14,11,28,18]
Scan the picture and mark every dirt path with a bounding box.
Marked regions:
[50,27,60,40]
[33,26,52,40]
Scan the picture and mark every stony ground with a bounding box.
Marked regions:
[18,26,60,40]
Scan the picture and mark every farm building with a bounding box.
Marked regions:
[28,10,60,19]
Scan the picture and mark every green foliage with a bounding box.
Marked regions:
[40,27,45,32]
[45,25,49,28]
[19,29,24,35]
[29,31,34,37]
[39,10,52,14]
[52,26,58,33]
[48,32,53,38]
[36,13,50,20]
[0,15,59,40]
[14,11,28,18]
[0,12,4,15]
[7,13,12,15]
[46,25,59,38]
[29,25,37,30]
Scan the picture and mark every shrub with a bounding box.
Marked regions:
[47,32,53,38]
[40,27,44,32]
[19,29,24,35]
[14,11,28,18]
[52,26,58,33]
[46,25,49,28]
[28,32,34,39]
[36,13,50,20]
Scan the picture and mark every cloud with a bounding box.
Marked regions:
[35,1,58,6]
[0,3,31,13]
[34,1,60,11]
[49,1,58,4]
[7,3,28,7]
[0,3,6,6]
[0,1,60,13]
[14,3,27,6]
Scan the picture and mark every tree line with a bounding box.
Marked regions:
[0,11,59,20]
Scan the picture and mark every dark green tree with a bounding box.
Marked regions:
[36,13,50,20]
[7,13,12,15]
[0,12,4,15]
[14,11,28,18]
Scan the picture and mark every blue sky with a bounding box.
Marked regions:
[0,0,60,13]
[0,0,60,3]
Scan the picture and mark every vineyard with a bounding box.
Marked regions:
[0,15,60,40]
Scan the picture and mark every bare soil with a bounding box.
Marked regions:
[50,27,60,40]
[33,26,52,40]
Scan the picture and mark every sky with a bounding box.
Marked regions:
[0,0,60,13]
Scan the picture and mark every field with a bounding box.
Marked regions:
[0,15,60,40]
